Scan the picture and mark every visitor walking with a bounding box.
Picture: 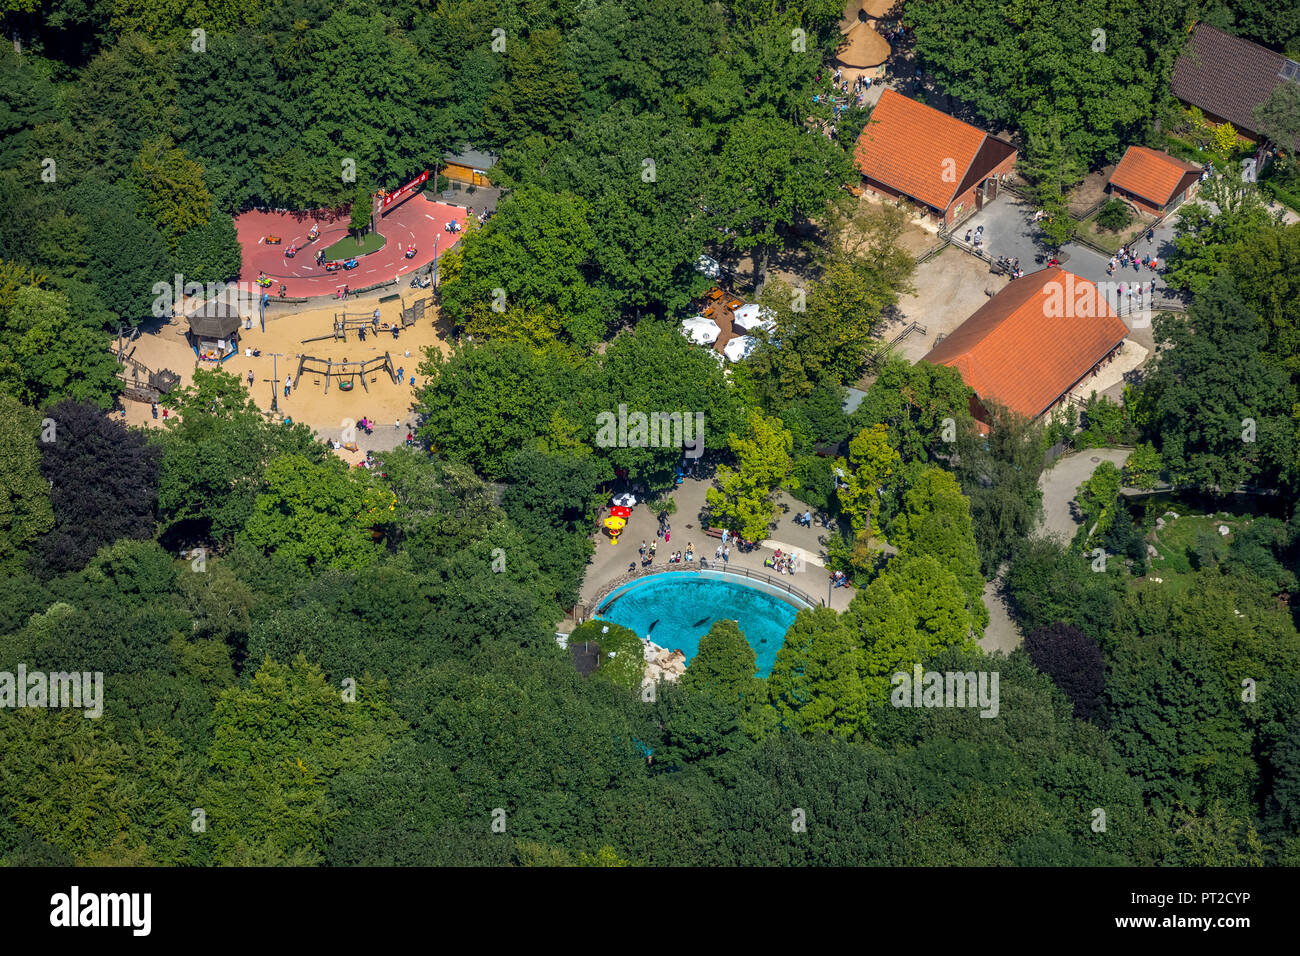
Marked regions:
[151,402,158,419]
[722,545,730,564]
[283,374,291,398]
[248,369,255,388]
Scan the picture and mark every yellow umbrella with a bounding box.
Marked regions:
[603,516,626,533]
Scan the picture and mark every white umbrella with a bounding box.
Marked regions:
[680,315,720,345]
[732,304,775,332]
[723,335,757,362]
[612,492,637,507]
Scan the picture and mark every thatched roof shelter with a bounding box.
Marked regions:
[840,0,898,29]
[836,22,891,68]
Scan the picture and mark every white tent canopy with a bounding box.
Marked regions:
[696,254,721,279]
[680,315,720,345]
[723,335,757,363]
[732,303,775,332]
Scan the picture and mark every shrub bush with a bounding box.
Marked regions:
[1096,198,1132,232]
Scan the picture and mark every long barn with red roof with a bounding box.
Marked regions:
[922,267,1129,427]
[853,88,1018,229]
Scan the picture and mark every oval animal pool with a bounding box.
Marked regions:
[595,571,807,677]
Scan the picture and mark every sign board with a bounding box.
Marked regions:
[380,170,430,215]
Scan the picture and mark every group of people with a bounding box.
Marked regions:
[963,224,986,248]
[713,543,732,564]
[1108,245,1160,277]
[994,255,1023,278]
[638,532,697,565]
[811,69,871,139]
[764,549,800,575]
[831,569,849,589]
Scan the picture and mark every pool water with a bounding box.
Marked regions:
[595,573,800,677]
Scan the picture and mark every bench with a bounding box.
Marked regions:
[704,527,724,539]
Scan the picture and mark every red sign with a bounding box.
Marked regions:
[380,170,429,214]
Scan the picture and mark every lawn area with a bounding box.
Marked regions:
[1142,505,1251,597]
[323,230,386,260]
[1076,208,1151,255]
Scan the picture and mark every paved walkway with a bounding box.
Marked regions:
[1038,447,1133,541]
[577,475,856,612]
[979,570,1019,655]
[955,192,1182,290]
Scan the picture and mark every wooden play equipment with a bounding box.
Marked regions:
[301,298,432,344]
[300,310,377,344]
[112,327,180,404]
[400,295,432,327]
[293,352,399,393]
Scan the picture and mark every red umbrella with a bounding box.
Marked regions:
[610,506,633,518]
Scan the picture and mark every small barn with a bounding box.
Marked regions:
[186,301,242,362]
[1107,146,1202,215]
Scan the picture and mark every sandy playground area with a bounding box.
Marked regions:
[116,290,453,461]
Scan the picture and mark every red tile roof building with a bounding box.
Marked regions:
[1107,146,1202,215]
[922,267,1129,423]
[853,89,1018,228]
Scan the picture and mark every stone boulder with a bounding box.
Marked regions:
[641,640,687,688]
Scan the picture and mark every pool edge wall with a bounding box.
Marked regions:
[596,568,816,616]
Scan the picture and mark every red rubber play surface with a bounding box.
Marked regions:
[235,194,466,298]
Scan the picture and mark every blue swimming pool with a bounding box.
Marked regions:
[595,572,804,677]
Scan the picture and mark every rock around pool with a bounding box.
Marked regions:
[594,571,806,677]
